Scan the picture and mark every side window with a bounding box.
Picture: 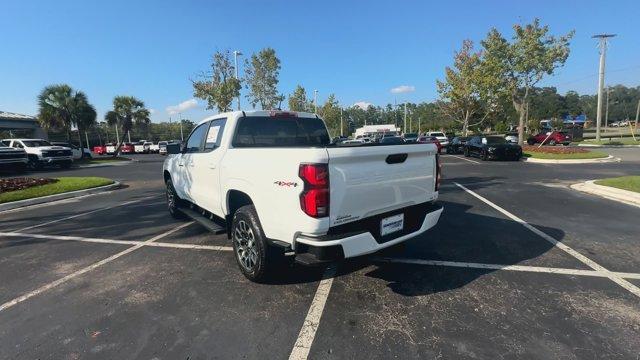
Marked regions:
[13,142,23,149]
[185,123,209,153]
[204,118,226,151]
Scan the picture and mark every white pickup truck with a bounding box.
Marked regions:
[163,110,443,281]
[1,139,73,169]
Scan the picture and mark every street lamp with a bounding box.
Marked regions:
[313,90,318,113]
[592,34,616,141]
[233,50,243,110]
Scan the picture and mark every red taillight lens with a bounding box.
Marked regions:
[299,163,329,218]
[435,154,442,191]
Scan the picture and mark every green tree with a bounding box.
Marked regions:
[481,19,574,144]
[104,96,150,155]
[288,85,311,112]
[37,84,96,157]
[437,40,499,135]
[318,94,341,137]
[192,50,241,112]
[244,48,283,109]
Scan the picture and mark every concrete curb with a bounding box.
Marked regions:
[571,180,640,208]
[0,181,121,212]
[522,155,620,164]
[577,143,640,148]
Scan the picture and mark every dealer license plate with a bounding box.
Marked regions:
[380,213,404,236]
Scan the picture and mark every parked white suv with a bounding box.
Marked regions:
[1,139,73,169]
[163,110,443,281]
[427,131,449,146]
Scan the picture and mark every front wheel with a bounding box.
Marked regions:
[59,161,72,169]
[481,150,488,161]
[27,156,42,170]
[527,139,535,145]
[232,205,278,282]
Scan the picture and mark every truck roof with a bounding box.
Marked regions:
[197,110,319,126]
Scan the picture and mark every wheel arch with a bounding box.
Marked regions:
[226,189,254,238]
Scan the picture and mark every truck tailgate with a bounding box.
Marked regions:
[326,144,438,227]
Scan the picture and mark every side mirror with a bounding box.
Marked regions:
[167,143,181,154]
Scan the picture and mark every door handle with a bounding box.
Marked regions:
[178,163,184,167]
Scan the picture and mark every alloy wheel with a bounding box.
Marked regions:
[234,220,258,272]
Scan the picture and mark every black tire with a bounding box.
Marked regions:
[527,139,535,145]
[27,156,42,170]
[231,205,278,282]
[59,161,72,169]
[464,147,470,157]
[549,139,557,146]
[14,163,27,173]
[481,150,488,161]
[165,179,185,219]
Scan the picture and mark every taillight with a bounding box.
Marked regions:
[435,154,442,191]
[299,163,329,218]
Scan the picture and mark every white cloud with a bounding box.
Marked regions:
[166,98,198,115]
[148,108,156,115]
[390,85,415,94]
[353,101,373,110]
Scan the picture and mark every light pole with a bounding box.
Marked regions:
[233,50,243,110]
[313,90,318,113]
[592,34,616,141]
[605,87,611,128]
[340,108,344,137]
[178,112,184,141]
[403,103,407,134]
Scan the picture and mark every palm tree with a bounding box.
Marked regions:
[104,96,150,155]
[37,84,97,158]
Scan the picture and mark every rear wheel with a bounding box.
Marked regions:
[527,139,535,145]
[549,139,557,146]
[464,147,470,157]
[481,150,488,161]
[165,179,185,219]
[232,205,278,282]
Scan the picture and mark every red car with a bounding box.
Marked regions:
[93,145,107,155]
[418,136,442,153]
[527,131,571,146]
[120,142,135,154]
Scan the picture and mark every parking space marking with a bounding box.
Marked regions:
[289,266,336,360]
[11,198,163,232]
[455,182,640,298]
[448,154,480,164]
[376,258,640,280]
[0,231,232,251]
[0,222,194,313]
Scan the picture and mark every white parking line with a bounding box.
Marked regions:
[448,154,480,164]
[11,198,163,232]
[455,182,640,298]
[0,231,232,251]
[0,222,193,313]
[376,258,640,280]
[289,266,336,360]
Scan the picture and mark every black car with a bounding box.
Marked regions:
[464,136,522,161]
[445,136,469,154]
[379,136,405,145]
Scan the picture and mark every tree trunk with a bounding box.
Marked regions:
[77,127,85,159]
[512,97,525,146]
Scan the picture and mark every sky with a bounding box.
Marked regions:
[1,0,639,122]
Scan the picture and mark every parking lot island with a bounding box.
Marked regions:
[0,177,117,210]
[571,177,640,208]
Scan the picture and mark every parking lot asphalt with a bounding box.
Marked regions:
[1,152,639,359]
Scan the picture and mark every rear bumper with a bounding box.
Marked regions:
[295,202,443,261]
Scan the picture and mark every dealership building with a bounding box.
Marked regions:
[0,111,48,139]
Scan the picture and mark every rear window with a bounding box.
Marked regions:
[430,132,445,137]
[233,116,330,147]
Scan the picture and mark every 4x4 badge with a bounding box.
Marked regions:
[274,181,298,187]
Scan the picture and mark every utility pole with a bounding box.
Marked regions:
[179,112,184,141]
[403,103,407,134]
[340,108,344,137]
[313,90,318,113]
[592,34,616,141]
[605,86,610,128]
[233,50,243,110]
